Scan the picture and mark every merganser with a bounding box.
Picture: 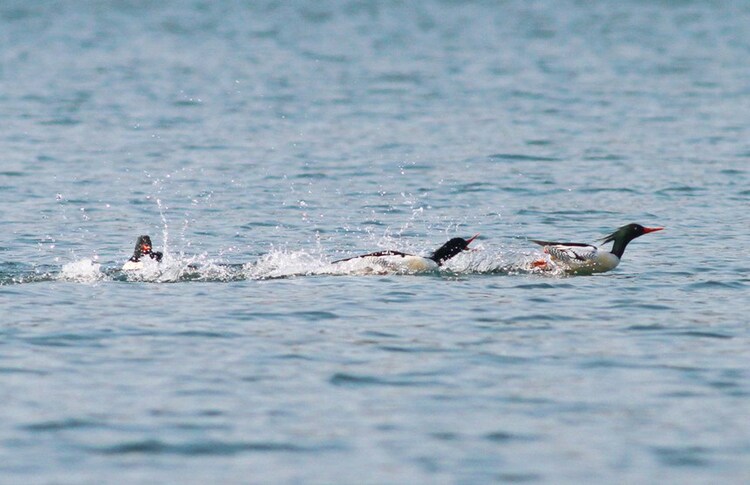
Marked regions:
[530,223,663,274]
[332,234,479,273]
[122,235,163,270]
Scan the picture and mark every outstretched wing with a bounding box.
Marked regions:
[531,240,599,264]
[332,250,413,264]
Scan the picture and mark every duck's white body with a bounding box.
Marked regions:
[121,259,143,271]
[334,251,439,274]
[538,243,620,275]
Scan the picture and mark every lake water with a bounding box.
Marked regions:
[2,1,749,483]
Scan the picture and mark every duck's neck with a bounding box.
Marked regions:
[609,238,630,259]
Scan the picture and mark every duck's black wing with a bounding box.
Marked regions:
[332,250,413,264]
[530,240,592,248]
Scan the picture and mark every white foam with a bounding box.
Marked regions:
[243,249,328,279]
[59,259,105,283]
[120,252,227,283]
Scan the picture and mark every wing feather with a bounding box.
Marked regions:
[332,250,413,264]
[540,244,599,264]
[531,240,593,248]
[534,240,598,264]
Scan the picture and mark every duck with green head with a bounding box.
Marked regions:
[531,223,663,274]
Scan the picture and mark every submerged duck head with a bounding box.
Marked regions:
[130,235,162,262]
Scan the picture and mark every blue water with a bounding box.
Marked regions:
[2,1,750,482]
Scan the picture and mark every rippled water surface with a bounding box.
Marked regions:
[2,1,750,483]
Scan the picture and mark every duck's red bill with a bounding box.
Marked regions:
[643,227,664,234]
[466,234,480,246]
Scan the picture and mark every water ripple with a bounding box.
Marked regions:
[663,331,733,340]
[483,431,540,443]
[330,372,438,387]
[487,153,560,162]
[23,418,102,432]
[686,280,746,290]
[653,446,711,467]
[90,439,332,456]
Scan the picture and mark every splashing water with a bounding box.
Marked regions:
[59,259,104,283]
[3,233,567,285]
[243,249,329,280]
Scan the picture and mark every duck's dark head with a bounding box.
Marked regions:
[430,234,479,265]
[131,235,154,261]
[602,223,663,259]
